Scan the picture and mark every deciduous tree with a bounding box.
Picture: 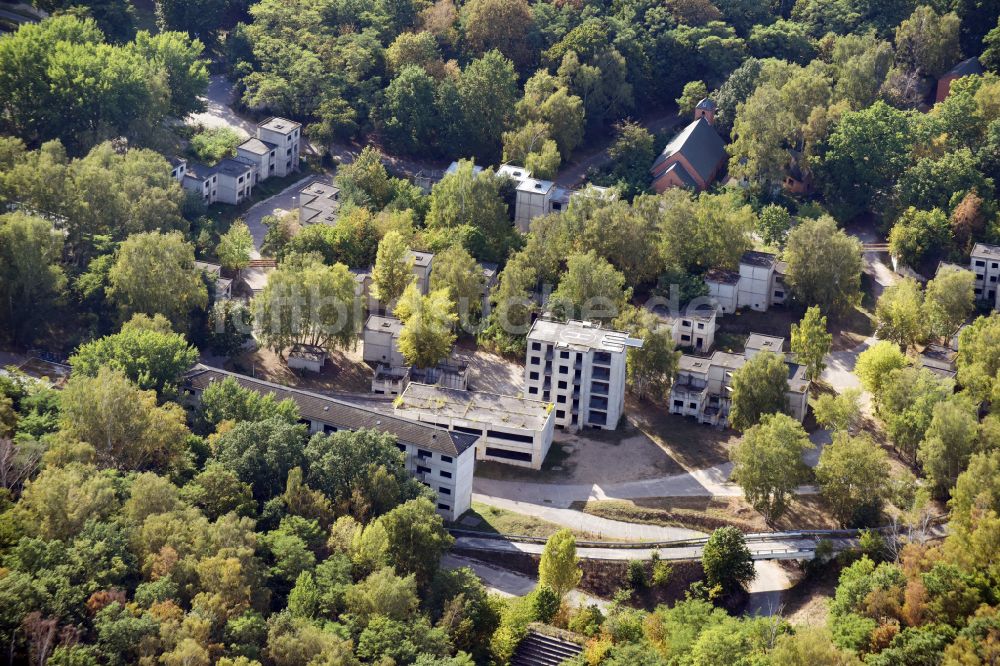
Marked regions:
[816,432,891,527]
[728,351,789,431]
[371,230,414,305]
[732,413,812,524]
[874,278,925,349]
[784,216,863,315]
[538,529,582,598]
[791,306,833,381]
[394,284,457,369]
[701,527,755,594]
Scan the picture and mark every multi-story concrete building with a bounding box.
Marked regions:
[236,137,278,185]
[298,180,340,226]
[670,334,810,427]
[182,162,219,205]
[971,243,1000,309]
[647,304,717,353]
[213,158,254,205]
[256,117,301,177]
[394,382,555,469]
[183,365,477,520]
[524,318,641,431]
[182,159,253,206]
[704,251,787,314]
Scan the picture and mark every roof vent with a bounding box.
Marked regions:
[376,420,382,425]
[323,406,329,411]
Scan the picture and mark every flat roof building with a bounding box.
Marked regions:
[394,382,556,469]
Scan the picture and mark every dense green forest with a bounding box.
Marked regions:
[3,0,1000,664]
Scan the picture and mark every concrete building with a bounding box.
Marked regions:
[971,243,1000,309]
[650,116,727,192]
[494,163,614,232]
[936,57,983,104]
[182,162,219,205]
[286,344,326,372]
[299,180,340,226]
[212,158,254,205]
[256,117,301,177]
[408,250,434,295]
[669,335,810,427]
[363,315,405,368]
[183,365,476,520]
[704,269,740,314]
[235,137,278,185]
[920,344,958,379]
[524,318,641,431]
[395,382,556,470]
[647,303,717,353]
[182,159,252,206]
[169,156,187,182]
[705,251,787,314]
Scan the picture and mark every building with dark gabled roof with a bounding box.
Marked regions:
[936,56,983,103]
[650,116,727,192]
[182,364,477,520]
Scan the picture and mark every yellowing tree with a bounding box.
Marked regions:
[538,529,582,598]
[393,284,457,368]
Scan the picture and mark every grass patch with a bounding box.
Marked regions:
[572,495,840,534]
[452,502,606,541]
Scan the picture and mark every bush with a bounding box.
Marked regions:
[531,585,560,624]
[190,126,243,164]
[627,560,647,590]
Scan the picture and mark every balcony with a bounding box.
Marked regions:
[591,382,609,396]
[589,395,608,411]
[592,367,610,381]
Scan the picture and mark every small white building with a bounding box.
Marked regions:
[287,344,326,372]
[363,315,405,368]
[704,269,740,314]
[395,382,556,470]
[184,365,477,521]
[971,243,1000,309]
[669,334,810,427]
[524,318,641,431]
[705,251,787,314]
[256,117,301,178]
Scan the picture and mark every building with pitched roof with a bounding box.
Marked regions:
[650,115,727,193]
[183,365,477,520]
[936,57,983,103]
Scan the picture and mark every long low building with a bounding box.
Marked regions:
[183,365,476,521]
[393,382,555,470]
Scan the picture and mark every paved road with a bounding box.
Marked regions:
[746,560,793,617]
[453,535,836,562]
[473,494,705,541]
[441,553,610,610]
[242,175,319,258]
[474,463,818,509]
[187,74,256,138]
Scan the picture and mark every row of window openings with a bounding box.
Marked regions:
[974,260,999,269]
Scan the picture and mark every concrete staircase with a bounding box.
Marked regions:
[511,630,583,666]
